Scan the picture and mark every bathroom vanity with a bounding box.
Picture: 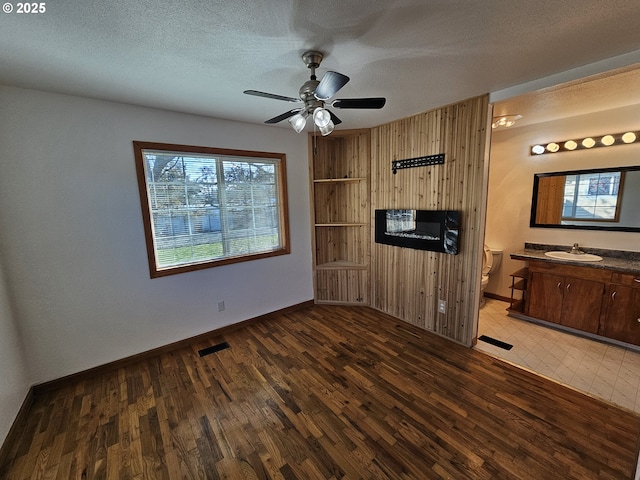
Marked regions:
[509,245,640,347]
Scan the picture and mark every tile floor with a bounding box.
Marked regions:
[475,298,640,414]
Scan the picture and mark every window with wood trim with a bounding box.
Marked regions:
[133,142,290,277]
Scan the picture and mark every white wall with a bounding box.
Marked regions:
[0,259,30,446]
[0,86,313,389]
[485,103,640,298]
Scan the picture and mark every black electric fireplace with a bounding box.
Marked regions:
[374,209,460,254]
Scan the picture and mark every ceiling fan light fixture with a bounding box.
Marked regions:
[313,107,332,128]
[319,120,334,136]
[244,50,386,133]
[288,111,308,133]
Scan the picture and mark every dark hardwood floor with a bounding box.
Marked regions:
[1,304,639,479]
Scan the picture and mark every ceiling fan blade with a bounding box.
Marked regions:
[332,97,386,109]
[314,71,350,100]
[244,90,301,103]
[328,110,343,126]
[264,109,301,124]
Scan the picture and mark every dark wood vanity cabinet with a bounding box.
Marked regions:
[527,272,563,323]
[513,256,640,347]
[600,273,640,345]
[527,270,604,334]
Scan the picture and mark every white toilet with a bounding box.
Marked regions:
[480,244,502,306]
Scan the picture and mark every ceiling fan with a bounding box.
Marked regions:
[243,50,386,136]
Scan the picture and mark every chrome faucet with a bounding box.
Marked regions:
[569,243,584,255]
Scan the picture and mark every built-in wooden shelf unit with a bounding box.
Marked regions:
[309,129,371,304]
[508,267,528,313]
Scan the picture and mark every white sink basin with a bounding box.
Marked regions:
[544,251,603,262]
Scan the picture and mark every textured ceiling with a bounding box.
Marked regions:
[2,0,640,131]
[493,64,640,128]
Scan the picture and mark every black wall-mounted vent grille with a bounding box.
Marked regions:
[198,342,230,357]
[392,153,445,174]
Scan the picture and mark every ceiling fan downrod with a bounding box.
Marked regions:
[302,50,323,80]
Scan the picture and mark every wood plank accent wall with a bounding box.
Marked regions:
[370,95,490,345]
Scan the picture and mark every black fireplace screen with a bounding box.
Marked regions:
[375,209,459,254]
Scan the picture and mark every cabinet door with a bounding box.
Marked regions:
[560,278,604,334]
[527,272,564,323]
[602,285,640,346]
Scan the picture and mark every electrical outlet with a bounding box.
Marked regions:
[438,299,446,314]
[217,301,225,312]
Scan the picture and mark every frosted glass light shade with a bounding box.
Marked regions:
[288,111,308,133]
[319,120,334,136]
[491,114,522,128]
[313,107,332,128]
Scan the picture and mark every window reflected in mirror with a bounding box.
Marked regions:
[562,171,623,221]
[531,166,640,232]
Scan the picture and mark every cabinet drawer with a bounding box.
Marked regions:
[611,272,640,288]
[528,260,612,283]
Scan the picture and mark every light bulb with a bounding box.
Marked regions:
[313,107,331,128]
[319,120,334,136]
[546,142,559,153]
[601,135,615,146]
[531,145,545,155]
[288,111,307,133]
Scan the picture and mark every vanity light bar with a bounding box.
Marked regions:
[530,130,640,156]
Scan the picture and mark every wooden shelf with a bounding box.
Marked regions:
[315,223,368,227]
[511,267,529,279]
[314,177,367,183]
[508,266,528,314]
[508,299,525,313]
[316,260,368,270]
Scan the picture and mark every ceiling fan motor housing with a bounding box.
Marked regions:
[299,79,323,113]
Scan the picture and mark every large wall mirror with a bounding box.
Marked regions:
[530,165,640,232]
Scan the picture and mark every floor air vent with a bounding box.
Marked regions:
[478,335,513,351]
[198,342,230,357]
